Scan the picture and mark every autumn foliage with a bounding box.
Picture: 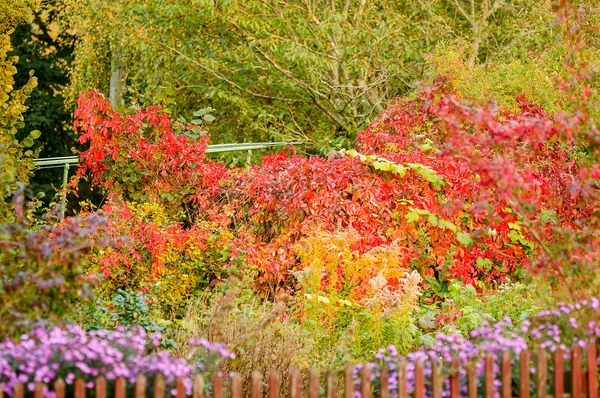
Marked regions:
[73,83,600,308]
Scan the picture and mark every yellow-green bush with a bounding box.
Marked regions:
[85,199,234,318]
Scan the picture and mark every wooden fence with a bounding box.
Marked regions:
[1,343,598,398]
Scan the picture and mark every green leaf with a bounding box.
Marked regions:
[372,161,391,171]
[439,219,458,232]
[405,209,421,223]
[456,232,473,247]
[29,130,41,139]
[22,136,34,147]
[390,164,406,176]
[507,222,522,231]
[203,114,216,122]
[427,213,438,226]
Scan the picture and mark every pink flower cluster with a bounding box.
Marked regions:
[0,325,233,396]
[356,298,600,398]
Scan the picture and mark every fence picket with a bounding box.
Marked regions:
[485,353,494,398]
[398,362,408,398]
[155,374,166,398]
[96,376,107,398]
[54,378,65,398]
[326,370,335,398]
[432,361,442,398]
[193,374,205,398]
[415,361,424,398]
[309,368,319,398]
[344,365,354,398]
[214,373,223,398]
[176,376,186,398]
[269,370,279,398]
[381,366,390,398]
[134,375,145,398]
[502,351,511,398]
[587,342,598,398]
[468,361,477,398]
[450,357,459,398]
[251,371,262,398]
[13,383,24,398]
[75,378,85,398]
[572,346,582,398]
[537,350,547,398]
[361,364,372,398]
[231,373,242,398]
[290,368,301,398]
[33,382,43,398]
[115,377,126,398]
[520,350,530,398]
[554,348,564,398]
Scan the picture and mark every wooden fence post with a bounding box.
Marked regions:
[587,342,598,398]
[251,371,262,398]
[381,366,390,398]
[361,364,372,398]
[290,368,301,398]
[398,362,408,398]
[415,361,424,398]
[326,370,336,398]
[193,374,205,398]
[96,376,108,398]
[344,365,354,398]
[572,346,582,398]
[468,361,477,398]
[554,348,564,398]
[502,351,512,398]
[520,350,530,398]
[214,373,223,398]
[537,350,547,398]
[269,370,280,398]
[231,373,242,398]
[450,357,459,398]
[485,353,494,398]
[54,378,66,398]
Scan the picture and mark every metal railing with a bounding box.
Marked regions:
[33,141,302,218]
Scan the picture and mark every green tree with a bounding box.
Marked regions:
[0,32,40,222]
[65,0,449,147]
[64,0,600,149]
[9,1,77,201]
[0,0,32,32]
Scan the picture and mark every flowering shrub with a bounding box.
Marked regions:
[355,298,600,398]
[0,325,234,396]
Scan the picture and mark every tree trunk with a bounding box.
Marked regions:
[109,50,127,109]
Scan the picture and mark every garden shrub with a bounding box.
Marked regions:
[73,90,227,224]
[287,229,423,362]
[0,192,110,339]
[85,199,234,317]
[73,83,599,302]
[172,283,313,397]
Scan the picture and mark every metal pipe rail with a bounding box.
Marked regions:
[33,141,302,218]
